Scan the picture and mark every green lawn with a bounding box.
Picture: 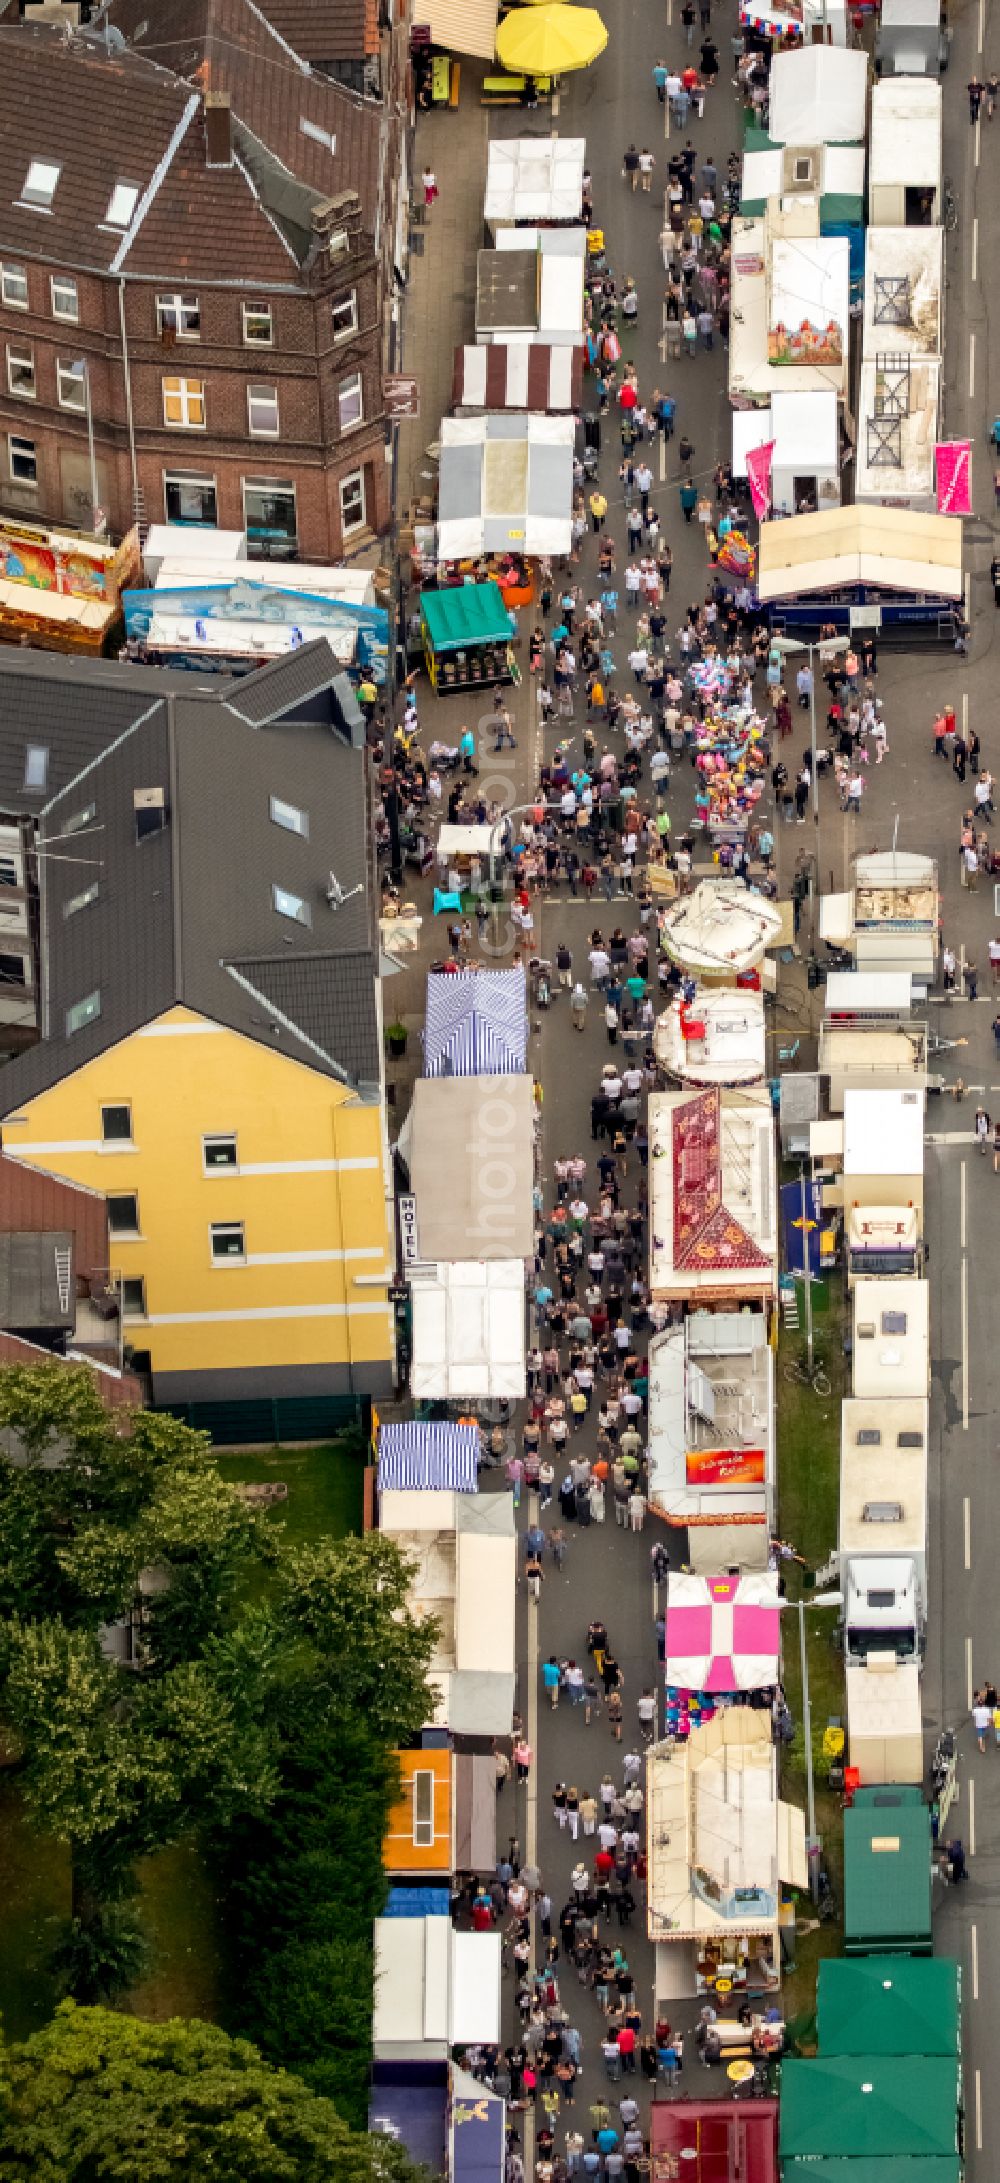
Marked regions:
[216,1439,364,1550]
[0,1774,68,2040]
[777,1291,848,2009]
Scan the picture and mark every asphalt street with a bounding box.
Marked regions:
[439,0,1000,2166]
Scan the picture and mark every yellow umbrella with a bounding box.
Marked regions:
[496,2,607,73]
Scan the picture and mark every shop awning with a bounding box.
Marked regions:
[452,343,583,413]
[665,1571,781,1691]
[777,1798,808,1889]
[423,966,528,1076]
[420,581,512,654]
[437,413,575,560]
[757,505,963,602]
[410,1260,526,1400]
[414,0,499,59]
[377,1420,480,1493]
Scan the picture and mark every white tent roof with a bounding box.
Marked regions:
[862,229,943,359]
[742,143,865,207]
[658,879,784,975]
[654,989,766,1087]
[373,1920,502,2052]
[410,1260,526,1400]
[407,1075,535,1263]
[869,76,943,192]
[437,413,575,561]
[734,392,839,478]
[769,234,849,356]
[484,137,586,224]
[843,1088,925,1176]
[768,46,868,145]
[757,505,963,602]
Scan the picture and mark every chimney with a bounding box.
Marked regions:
[204,90,233,169]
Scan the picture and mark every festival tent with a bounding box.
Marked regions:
[437,413,575,560]
[817,1957,960,2057]
[768,46,868,146]
[373,1913,502,2054]
[423,966,527,1076]
[778,2056,961,2162]
[452,343,583,413]
[415,0,499,57]
[410,1260,526,1400]
[664,1570,781,1692]
[405,1076,535,1264]
[483,136,586,225]
[757,504,963,601]
[377,1420,479,1493]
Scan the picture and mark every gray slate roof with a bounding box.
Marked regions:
[0,645,380,1110]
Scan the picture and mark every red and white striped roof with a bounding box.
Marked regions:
[452,343,583,414]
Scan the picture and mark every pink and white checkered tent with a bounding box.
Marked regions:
[664,1571,781,1693]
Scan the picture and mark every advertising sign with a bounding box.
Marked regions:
[686,1447,766,1487]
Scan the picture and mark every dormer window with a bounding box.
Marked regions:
[105,182,140,230]
[20,161,60,210]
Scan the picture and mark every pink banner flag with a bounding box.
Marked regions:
[746,440,775,521]
[936,440,972,517]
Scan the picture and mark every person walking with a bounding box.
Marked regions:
[571,980,588,1032]
[973,1694,991,1752]
[679,476,698,524]
[589,488,609,534]
[622,143,640,190]
[969,75,984,121]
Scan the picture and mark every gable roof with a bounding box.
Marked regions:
[255,0,379,63]
[0,649,380,1107]
[817,1957,960,2059]
[779,2057,959,2161]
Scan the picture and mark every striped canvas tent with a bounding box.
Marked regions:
[423,968,528,1077]
[377,1420,480,1493]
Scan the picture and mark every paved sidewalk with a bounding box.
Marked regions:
[397,81,490,518]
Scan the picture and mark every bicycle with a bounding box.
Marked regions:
[943,178,958,233]
[783,1357,832,1398]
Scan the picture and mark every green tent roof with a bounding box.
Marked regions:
[818,1957,961,2057]
[421,581,512,654]
[783,2162,961,2182]
[843,1796,932,1953]
[779,2058,960,2160]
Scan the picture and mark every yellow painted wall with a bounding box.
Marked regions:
[383,1749,453,1875]
[1,1006,394,1382]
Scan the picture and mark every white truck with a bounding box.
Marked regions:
[839,1397,928,1668]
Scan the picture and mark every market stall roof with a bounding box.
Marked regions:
[844,1088,925,1176]
[778,2056,959,2161]
[869,74,943,194]
[0,582,116,636]
[769,233,849,368]
[478,229,585,345]
[420,582,512,653]
[452,342,583,413]
[647,1315,772,1555]
[435,824,496,863]
[732,392,838,480]
[372,1916,502,2053]
[664,1570,781,1691]
[862,228,943,359]
[658,879,784,975]
[649,1086,777,1302]
[768,45,868,145]
[843,1790,933,1955]
[856,358,939,507]
[410,1260,526,1400]
[817,1956,960,2058]
[741,141,865,217]
[414,0,500,58]
[406,1075,535,1262]
[437,413,575,560]
[483,136,586,224]
[646,1711,806,1942]
[423,966,527,1076]
[653,988,766,1087]
[378,1490,517,1735]
[783,2164,959,2183]
[651,2101,778,2183]
[757,505,963,602]
[377,1420,479,1494]
[729,215,847,400]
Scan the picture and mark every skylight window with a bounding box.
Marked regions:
[273,884,311,927]
[105,182,140,229]
[20,161,61,210]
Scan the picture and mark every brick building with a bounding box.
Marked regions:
[0,8,398,561]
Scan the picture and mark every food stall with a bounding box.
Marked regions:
[434,823,496,895]
[436,415,575,565]
[0,517,139,655]
[420,580,515,692]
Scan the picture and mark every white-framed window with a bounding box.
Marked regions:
[64,881,99,917]
[66,990,101,1036]
[273,884,311,926]
[156,293,200,339]
[210,1221,245,1263]
[1,264,28,310]
[339,468,365,537]
[105,181,140,229]
[331,289,358,341]
[204,1134,238,1172]
[107,1192,140,1237]
[120,1276,146,1317]
[163,472,217,526]
[7,345,36,400]
[270,795,309,837]
[24,745,48,791]
[51,274,78,322]
[102,1104,132,1144]
[242,301,273,346]
[162,376,205,429]
[20,161,60,211]
[337,371,363,433]
[57,357,86,412]
[248,383,280,437]
[8,434,37,486]
[412,1768,436,1848]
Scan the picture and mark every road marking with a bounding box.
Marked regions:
[976,115,982,168]
[970,1775,977,1857]
[976,2070,983,2152]
[969,331,976,400]
[964,1495,972,1571]
[973,216,979,283]
[961,1156,967,1248]
[926,1131,977,1146]
[972,1922,979,1997]
[963,689,969,739]
[980,0,986,51]
[962,1256,969,1430]
[967,1635,974,1709]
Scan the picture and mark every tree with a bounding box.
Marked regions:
[0,2003,429,2183]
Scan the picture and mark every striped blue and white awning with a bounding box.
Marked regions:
[423,967,528,1078]
[377,1420,480,1493]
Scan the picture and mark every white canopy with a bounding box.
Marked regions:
[768,46,868,145]
[733,392,838,479]
[373,1920,502,2053]
[437,413,575,561]
[484,137,586,225]
[406,1076,535,1263]
[869,76,942,194]
[410,1260,526,1400]
[742,142,865,208]
[757,505,963,601]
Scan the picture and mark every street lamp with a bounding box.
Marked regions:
[771,634,850,826]
[779,1590,843,1902]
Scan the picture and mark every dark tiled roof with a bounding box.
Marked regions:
[103,0,382,224]
[257,0,379,63]
[222,639,347,726]
[0,650,380,1110]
